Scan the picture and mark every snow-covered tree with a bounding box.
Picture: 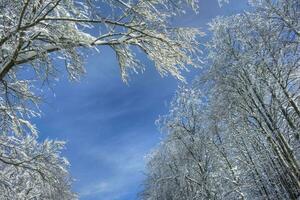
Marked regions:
[208,0,300,197]
[0,135,76,199]
[143,87,220,200]
[0,0,203,198]
[143,0,300,199]
[0,0,202,136]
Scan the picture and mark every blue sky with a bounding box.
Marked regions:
[34,1,248,199]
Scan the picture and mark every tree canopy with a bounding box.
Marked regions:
[142,0,300,199]
[0,0,202,199]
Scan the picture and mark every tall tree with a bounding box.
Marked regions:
[143,0,300,199]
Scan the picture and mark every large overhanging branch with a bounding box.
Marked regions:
[0,31,171,80]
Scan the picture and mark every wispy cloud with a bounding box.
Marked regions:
[78,130,154,200]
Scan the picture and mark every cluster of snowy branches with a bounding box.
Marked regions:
[142,0,300,199]
[0,0,202,199]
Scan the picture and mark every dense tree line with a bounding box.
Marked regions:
[142,1,300,199]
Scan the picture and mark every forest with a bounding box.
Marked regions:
[142,1,300,199]
[0,0,299,199]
